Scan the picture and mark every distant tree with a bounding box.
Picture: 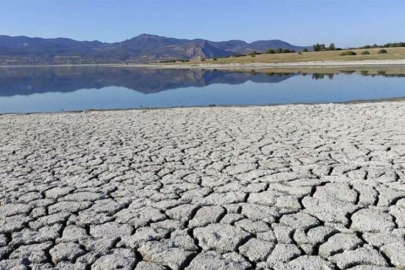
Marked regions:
[276,48,283,53]
[250,51,257,57]
[361,51,370,55]
[378,49,388,54]
[159,59,176,63]
[313,43,326,51]
[213,57,217,61]
[201,58,206,61]
[302,48,309,52]
[383,43,405,48]
[281,49,295,53]
[265,49,276,54]
[328,43,336,51]
[359,42,405,50]
[233,53,245,58]
[340,51,357,56]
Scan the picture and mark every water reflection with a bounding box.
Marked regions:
[0,67,297,96]
[311,74,334,80]
[1,66,405,97]
[1,66,405,113]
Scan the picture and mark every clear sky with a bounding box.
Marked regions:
[0,0,404,48]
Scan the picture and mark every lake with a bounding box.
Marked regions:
[1,66,405,113]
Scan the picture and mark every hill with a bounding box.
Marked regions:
[178,47,405,66]
[0,34,309,65]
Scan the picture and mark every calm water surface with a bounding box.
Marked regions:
[1,66,405,113]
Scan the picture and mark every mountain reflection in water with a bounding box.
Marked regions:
[1,66,405,113]
[0,67,299,96]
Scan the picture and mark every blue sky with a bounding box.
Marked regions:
[0,0,404,47]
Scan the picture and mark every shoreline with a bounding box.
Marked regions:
[2,97,405,116]
[1,59,405,70]
[145,59,405,70]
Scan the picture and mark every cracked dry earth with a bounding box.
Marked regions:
[1,102,405,270]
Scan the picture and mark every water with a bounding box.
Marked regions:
[1,66,405,113]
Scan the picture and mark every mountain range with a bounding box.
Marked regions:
[0,34,310,64]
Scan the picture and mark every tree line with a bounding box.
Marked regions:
[312,43,337,51]
[361,42,405,49]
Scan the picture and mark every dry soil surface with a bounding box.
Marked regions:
[1,102,405,269]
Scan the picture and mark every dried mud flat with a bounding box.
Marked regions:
[1,102,405,270]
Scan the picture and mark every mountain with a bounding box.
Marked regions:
[0,34,310,64]
[0,35,105,55]
[209,39,304,54]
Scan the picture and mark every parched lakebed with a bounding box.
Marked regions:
[1,102,405,269]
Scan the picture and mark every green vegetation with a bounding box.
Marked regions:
[361,44,379,49]
[201,58,206,61]
[361,51,370,55]
[159,59,176,63]
[383,42,405,48]
[313,44,326,51]
[273,48,295,54]
[159,59,189,63]
[262,48,296,54]
[233,53,246,58]
[250,51,257,57]
[313,43,337,52]
[282,49,295,53]
[378,49,388,54]
[362,42,405,49]
[213,57,217,61]
[302,48,309,52]
[340,51,357,56]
